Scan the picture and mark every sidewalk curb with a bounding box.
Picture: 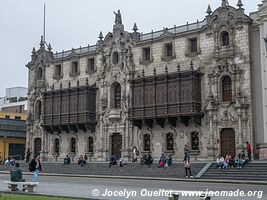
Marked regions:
[0,191,89,200]
[1,171,267,185]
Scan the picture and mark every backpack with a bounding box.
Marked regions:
[28,160,36,172]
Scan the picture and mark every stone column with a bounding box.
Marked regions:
[207,111,215,160]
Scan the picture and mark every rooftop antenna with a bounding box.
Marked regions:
[43,4,46,43]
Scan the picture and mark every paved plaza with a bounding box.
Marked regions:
[0,174,266,200]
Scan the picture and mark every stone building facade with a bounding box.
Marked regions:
[26,0,254,161]
[250,0,267,160]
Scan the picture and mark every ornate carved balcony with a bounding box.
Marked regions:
[42,84,97,133]
[129,68,203,128]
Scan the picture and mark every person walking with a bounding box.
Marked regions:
[26,147,31,163]
[132,146,139,162]
[184,158,193,178]
[246,141,252,163]
[28,154,42,182]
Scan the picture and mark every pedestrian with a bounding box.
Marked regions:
[26,147,31,163]
[28,154,42,182]
[184,158,193,178]
[184,143,190,161]
[246,141,252,163]
[132,146,139,162]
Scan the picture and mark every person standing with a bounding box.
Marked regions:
[28,154,42,182]
[184,158,193,178]
[246,141,252,163]
[132,146,139,162]
[184,143,190,161]
[26,147,31,163]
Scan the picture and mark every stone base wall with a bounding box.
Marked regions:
[259,143,267,160]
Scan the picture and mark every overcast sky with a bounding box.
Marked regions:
[0,0,259,97]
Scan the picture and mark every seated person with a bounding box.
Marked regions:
[216,155,224,169]
[64,154,71,165]
[165,155,172,167]
[10,163,25,182]
[235,153,245,168]
[223,154,230,170]
[109,155,117,167]
[146,154,153,167]
[5,158,15,166]
[158,154,166,168]
[141,154,147,165]
[241,150,249,166]
[78,155,86,166]
[228,155,236,168]
[118,157,126,167]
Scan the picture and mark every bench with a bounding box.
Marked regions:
[4,181,39,192]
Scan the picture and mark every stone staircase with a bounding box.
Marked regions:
[0,162,206,179]
[202,162,267,181]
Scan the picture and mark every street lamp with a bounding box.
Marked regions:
[263,36,267,52]
[3,135,7,161]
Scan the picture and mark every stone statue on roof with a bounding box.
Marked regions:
[113,10,122,25]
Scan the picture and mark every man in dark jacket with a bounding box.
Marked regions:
[10,163,25,182]
[28,154,42,182]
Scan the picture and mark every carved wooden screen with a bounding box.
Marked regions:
[43,85,97,129]
[129,70,202,119]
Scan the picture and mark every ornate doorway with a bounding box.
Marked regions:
[220,128,236,157]
[34,138,41,156]
[111,133,122,158]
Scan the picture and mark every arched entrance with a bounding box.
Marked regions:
[111,133,122,158]
[220,128,236,157]
[34,138,41,156]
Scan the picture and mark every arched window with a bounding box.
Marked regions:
[222,76,232,102]
[70,138,76,153]
[221,31,229,46]
[112,52,119,64]
[54,138,60,154]
[191,132,199,150]
[144,134,151,151]
[37,68,43,80]
[166,133,174,151]
[88,137,94,153]
[34,100,42,121]
[114,84,121,109]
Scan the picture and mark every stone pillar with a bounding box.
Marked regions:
[207,111,215,160]
[237,109,243,152]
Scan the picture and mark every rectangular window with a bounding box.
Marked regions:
[72,61,79,75]
[55,64,62,77]
[189,38,198,53]
[143,47,151,61]
[15,116,21,120]
[165,43,173,57]
[87,58,95,73]
[5,115,10,119]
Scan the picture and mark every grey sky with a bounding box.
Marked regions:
[0,0,259,97]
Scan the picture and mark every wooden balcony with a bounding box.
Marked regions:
[129,68,203,128]
[42,84,97,133]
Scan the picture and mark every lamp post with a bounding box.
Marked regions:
[3,136,7,161]
[263,36,267,52]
